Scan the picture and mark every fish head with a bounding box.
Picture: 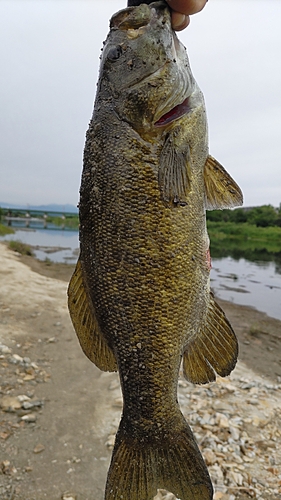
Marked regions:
[97,1,206,142]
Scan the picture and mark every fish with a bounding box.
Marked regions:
[67,2,243,499]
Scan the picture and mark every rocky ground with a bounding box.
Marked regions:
[0,242,280,500]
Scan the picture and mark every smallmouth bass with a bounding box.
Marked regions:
[68,2,243,499]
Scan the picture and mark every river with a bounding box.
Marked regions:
[0,228,79,264]
[1,228,280,321]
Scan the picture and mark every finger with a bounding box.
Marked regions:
[171,12,190,31]
[166,0,207,16]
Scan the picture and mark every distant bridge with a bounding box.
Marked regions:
[1,207,78,231]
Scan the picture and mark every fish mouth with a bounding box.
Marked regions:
[154,97,191,127]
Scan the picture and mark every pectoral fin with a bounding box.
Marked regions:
[204,155,243,210]
[68,258,117,372]
[159,131,191,206]
[183,292,238,384]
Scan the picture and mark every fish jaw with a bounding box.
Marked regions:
[96,1,196,138]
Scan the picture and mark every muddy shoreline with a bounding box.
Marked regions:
[0,243,280,499]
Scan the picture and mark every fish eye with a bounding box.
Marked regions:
[107,45,123,62]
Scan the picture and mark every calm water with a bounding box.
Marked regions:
[0,228,79,264]
[211,257,281,321]
[1,228,281,321]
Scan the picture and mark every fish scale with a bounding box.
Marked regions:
[68,2,243,499]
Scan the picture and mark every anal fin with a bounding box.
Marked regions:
[183,292,238,384]
[68,258,117,372]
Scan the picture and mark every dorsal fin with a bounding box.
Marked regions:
[68,258,117,372]
[204,155,243,210]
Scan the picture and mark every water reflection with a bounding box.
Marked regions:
[211,257,281,321]
[210,243,281,274]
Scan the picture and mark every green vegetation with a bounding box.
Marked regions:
[206,204,281,264]
[208,221,281,249]
[47,214,79,229]
[206,205,280,272]
[207,204,281,227]
[0,224,14,236]
[8,240,34,256]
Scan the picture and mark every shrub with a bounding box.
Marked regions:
[8,240,34,256]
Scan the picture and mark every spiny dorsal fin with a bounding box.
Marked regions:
[159,131,191,206]
[183,292,238,384]
[204,155,243,210]
[68,258,117,372]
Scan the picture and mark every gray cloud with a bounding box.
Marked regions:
[0,0,280,207]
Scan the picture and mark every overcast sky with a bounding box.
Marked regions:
[1,0,280,208]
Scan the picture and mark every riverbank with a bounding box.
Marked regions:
[18,245,281,382]
[0,243,280,499]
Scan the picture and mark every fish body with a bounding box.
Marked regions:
[68,2,243,499]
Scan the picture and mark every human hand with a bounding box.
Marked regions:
[166,0,208,31]
[127,0,208,31]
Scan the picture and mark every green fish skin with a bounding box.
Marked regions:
[68,2,243,499]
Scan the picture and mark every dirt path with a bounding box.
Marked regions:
[0,243,280,500]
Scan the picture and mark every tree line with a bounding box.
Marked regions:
[206,204,281,228]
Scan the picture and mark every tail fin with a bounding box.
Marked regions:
[105,414,213,500]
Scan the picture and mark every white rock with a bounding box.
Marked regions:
[61,492,77,500]
[203,448,217,465]
[17,394,31,402]
[12,353,23,363]
[229,426,240,440]
[21,413,37,423]
[213,401,234,413]
[0,344,12,354]
[0,396,21,412]
[224,383,237,393]
[215,413,230,428]
[153,490,179,500]
[105,434,115,449]
[227,470,244,486]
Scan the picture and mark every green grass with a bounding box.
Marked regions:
[207,221,281,262]
[46,215,79,229]
[8,240,34,256]
[0,223,14,236]
[208,221,281,245]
